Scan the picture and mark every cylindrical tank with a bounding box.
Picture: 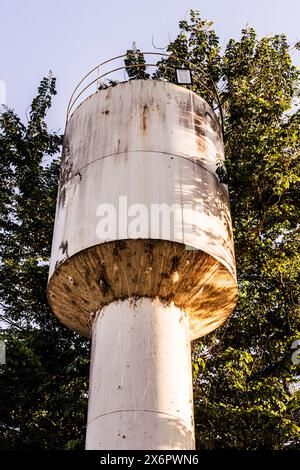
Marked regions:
[48,79,238,449]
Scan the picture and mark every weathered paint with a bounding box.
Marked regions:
[86,298,195,450]
[48,239,236,340]
[48,80,237,340]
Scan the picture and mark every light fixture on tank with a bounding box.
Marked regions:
[175,68,192,85]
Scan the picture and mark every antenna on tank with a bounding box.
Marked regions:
[0,80,6,107]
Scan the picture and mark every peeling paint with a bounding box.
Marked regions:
[59,240,69,257]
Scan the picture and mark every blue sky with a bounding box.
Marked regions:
[1,0,299,131]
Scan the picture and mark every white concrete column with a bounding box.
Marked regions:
[86,297,195,450]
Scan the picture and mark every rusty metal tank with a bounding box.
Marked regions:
[48,79,237,340]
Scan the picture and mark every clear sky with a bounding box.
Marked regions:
[1,0,299,131]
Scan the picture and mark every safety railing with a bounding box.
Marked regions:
[66,52,224,136]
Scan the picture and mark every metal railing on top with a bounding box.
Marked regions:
[66,52,224,137]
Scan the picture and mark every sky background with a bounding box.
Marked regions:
[1,0,300,131]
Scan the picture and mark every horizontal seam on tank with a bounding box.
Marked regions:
[66,150,222,185]
[75,150,216,177]
[87,409,193,428]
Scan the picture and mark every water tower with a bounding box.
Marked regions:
[48,54,238,450]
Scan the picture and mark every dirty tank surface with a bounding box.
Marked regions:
[48,80,237,340]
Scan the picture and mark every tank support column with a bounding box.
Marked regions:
[85,297,195,450]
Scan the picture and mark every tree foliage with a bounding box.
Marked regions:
[0,11,299,449]
[0,75,89,449]
[125,42,150,80]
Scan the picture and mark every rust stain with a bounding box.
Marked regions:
[170,255,180,273]
[98,263,112,296]
[141,104,148,132]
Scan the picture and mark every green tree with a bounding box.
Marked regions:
[125,42,150,80]
[0,75,89,449]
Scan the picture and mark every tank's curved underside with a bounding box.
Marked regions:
[48,238,237,340]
